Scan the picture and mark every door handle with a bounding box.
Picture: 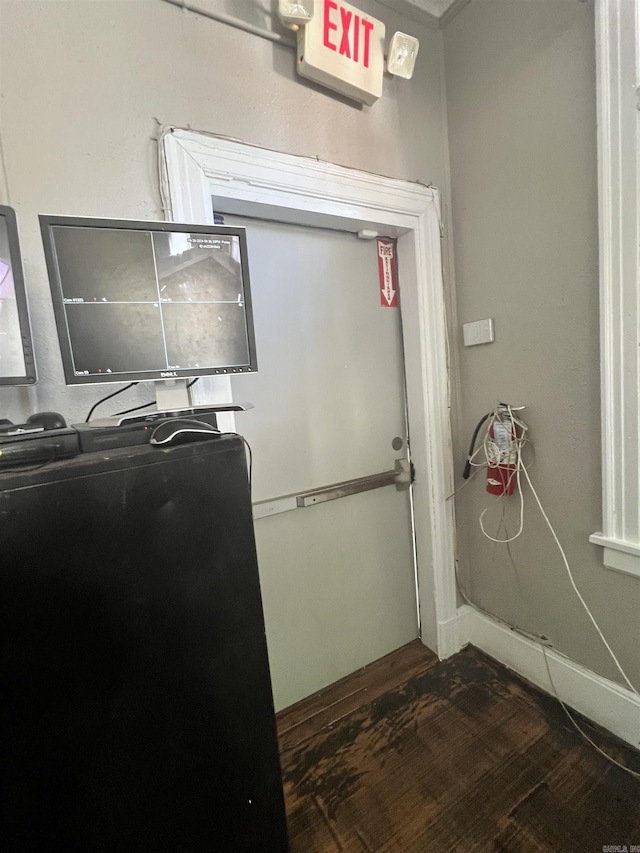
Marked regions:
[253,459,412,519]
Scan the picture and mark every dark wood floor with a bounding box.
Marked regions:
[277,642,640,852]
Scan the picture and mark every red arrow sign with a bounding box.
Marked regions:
[377,238,398,307]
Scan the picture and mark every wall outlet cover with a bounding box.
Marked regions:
[463,318,494,347]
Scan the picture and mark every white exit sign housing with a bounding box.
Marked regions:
[297,0,385,106]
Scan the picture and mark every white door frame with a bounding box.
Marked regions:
[160,128,459,658]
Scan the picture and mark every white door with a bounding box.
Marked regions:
[227,216,418,711]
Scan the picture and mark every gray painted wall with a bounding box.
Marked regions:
[444,0,640,685]
[4,0,632,691]
[0,0,447,425]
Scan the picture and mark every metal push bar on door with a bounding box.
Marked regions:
[253,459,412,520]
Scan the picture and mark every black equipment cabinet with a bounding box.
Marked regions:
[0,437,289,852]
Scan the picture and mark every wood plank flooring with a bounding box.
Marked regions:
[277,642,640,852]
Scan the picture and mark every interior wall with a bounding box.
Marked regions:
[0,0,447,425]
[444,0,640,686]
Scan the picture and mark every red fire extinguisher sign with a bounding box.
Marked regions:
[377,239,398,307]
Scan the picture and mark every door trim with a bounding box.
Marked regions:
[160,129,459,659]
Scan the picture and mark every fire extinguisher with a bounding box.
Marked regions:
[463,407,519,497]
[485,418,517,496]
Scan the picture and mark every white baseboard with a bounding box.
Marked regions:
[436,613,463,660]
[456,604,640,751]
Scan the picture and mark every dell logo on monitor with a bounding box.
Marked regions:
[160,371,179,378]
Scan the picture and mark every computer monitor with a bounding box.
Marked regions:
[0,205,36,385]
[39,216,257,404]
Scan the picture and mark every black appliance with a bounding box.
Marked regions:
[0,437,289,852]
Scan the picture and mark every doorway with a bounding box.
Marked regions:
[225,215,418,709]
[160,129,459,692]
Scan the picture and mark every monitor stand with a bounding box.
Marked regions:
[108,379,253,426]
[155,378,196,414]
[86,380,253,428]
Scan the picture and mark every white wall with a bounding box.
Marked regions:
[444,0,640,686]
[0,0,447,425]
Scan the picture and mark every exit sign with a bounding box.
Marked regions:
[297,0,385,106]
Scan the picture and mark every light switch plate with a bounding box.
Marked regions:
[463,318,495,347]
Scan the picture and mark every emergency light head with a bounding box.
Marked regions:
[278,0,314,26]
[386,32,420,80]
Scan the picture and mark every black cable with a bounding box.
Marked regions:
[85,382,138,423]
[113,400,156,417]
[462,413,491,480]
[109,379,200,419]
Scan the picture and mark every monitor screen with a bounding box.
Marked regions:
[0,206,36,385]
[39,216,257,385]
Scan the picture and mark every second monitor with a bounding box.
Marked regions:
[40,216,258,389]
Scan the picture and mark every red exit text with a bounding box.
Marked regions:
[323,1,375,68]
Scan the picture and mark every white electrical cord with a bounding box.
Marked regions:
[475,404,639,698]
[462,403,640,778]
[521,461,640,699]
[541,647,640,780]
[455,551,640,780]
[479,475,524,542]
[474,404,528,543]
[456,574,640,781]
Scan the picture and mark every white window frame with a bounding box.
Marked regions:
[160,129,461,656]
[589,0,640,577]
